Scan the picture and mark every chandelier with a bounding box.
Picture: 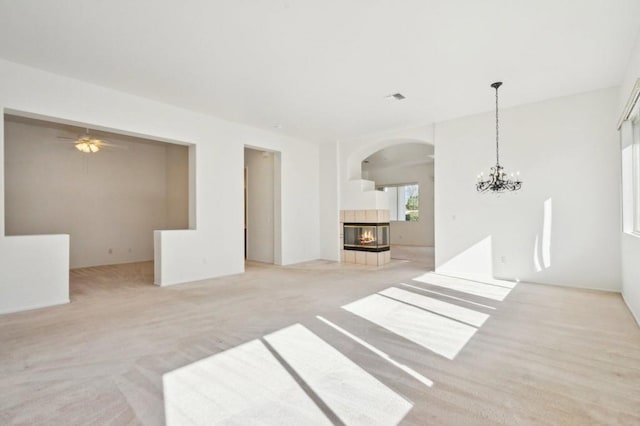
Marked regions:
[476,82,522,193]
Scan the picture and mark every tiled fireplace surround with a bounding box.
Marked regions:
[340,209,391,266]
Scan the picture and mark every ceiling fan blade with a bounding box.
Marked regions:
[99,142,129,149]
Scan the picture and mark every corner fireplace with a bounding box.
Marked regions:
[343,223,390,252]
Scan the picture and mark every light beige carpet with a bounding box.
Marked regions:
[0,258,639,425]
[391,245,435,268]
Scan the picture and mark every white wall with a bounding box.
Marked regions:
[619,32,640,324]
[366,162,434,246]
[244,148,274,263]
[0,235,69,314]
[319,141,340,261]
[166,144,189,230]
[4,118,188,268]
[279,141,320,265]
[0,58,320,313]
[435,87,621,291]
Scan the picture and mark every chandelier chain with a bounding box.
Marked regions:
[495,84,499,165]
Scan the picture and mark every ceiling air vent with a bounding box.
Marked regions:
[386,93,406,100]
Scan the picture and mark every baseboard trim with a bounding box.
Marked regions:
[0,299,70,315]
[622,293,640,328]
[492,275,620,293]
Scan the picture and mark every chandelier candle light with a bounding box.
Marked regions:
[476,82,522,193]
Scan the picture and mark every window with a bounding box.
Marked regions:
[632,109,640,233]
[620,79,640,236]
[378,183,419,221]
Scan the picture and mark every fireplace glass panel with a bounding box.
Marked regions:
[344,223,390,252]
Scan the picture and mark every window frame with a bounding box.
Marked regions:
[377,182,420,222]
[632,111,640,234]
[619,78,640,237]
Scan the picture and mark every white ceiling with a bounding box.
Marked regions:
[0,1,639,143]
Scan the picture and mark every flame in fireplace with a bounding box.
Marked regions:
[359,230,376,245]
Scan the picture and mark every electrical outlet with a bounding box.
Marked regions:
[108,248,113,254]
[500,256,507,264]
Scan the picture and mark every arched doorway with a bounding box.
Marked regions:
[359,142,434,267]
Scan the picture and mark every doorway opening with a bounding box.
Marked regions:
[244,147,281,265]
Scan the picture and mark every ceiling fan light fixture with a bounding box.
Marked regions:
[75,140,100,153]
[73,130,103,154]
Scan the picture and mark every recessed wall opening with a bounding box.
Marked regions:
[361,142,434,266]
[244,146,281,265]
[3,114,190,285]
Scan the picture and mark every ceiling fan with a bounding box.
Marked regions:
[56,129,125,153]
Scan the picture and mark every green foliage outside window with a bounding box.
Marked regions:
[405,193,419,221]
[379,183,419,221]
